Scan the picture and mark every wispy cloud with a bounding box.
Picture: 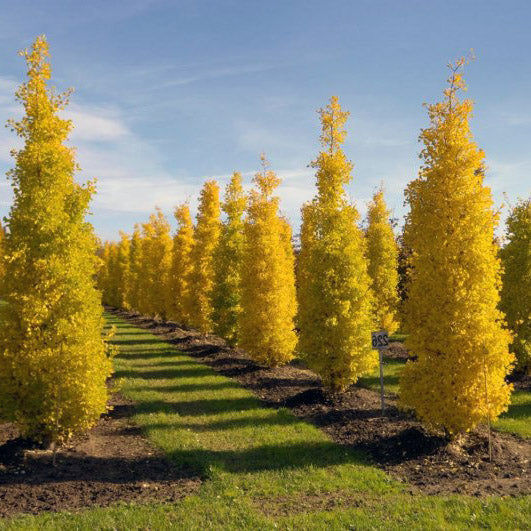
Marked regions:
[497,111,531,127]
[64,104,131,142]
[158,63,280,89]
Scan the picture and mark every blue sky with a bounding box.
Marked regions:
[0,0,529,240]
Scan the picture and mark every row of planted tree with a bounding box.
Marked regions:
[0,38,528,448]
[99,62,530,437]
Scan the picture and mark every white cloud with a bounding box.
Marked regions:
[63,104,131,142]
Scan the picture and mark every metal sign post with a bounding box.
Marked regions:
[371,330,389,416]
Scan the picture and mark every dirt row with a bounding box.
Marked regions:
[0,392,201,517]
[111,308,530,498]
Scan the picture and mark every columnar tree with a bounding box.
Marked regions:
[97,241,112,303]
[189,181,221,332]
[114,231,131,309]
[127,225,143,312]
[0,36,112,444]
[500,197,531,373]
[139,209,173,319]
[0,222,5,293]
[105,242,120,307]
[399,60,513,435]
[211,172,246,344]
[168,203,195,325]
[239,156,297,366]
[365,188,400,334]
[297,97,375,392]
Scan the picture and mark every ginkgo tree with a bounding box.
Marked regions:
[500,197,531,373]
[239,156,298,367]
[211,172,246,344]
[168,203,195,325]
[297,97,375,392]
[189,181,221,332]
[138,209,173,318]
[365,187,400,334]
[0,36,112,444]
[399,59,514,435]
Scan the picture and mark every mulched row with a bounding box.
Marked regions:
[110,307,530,498]
[0,392,201,517]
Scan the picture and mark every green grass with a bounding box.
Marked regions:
[494,390,531,438]
[389,333,407,342]
[357,356,404,395]
[2,314,530,530]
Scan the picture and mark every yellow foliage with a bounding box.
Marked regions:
[127,225,143,312]
[238,156,297,367]
[500,197,531,372]
[189,181,221,332]
[365,188,400,334]
[211,172,246,344]
[0,36,112,444]
[138,209,173,319]
[297,97,376,392]
[0,222,5,293]
[167,203,195,325]
[100,232,131,309]
[399,60,514,435]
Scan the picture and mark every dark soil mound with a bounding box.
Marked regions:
[0,393,201,517]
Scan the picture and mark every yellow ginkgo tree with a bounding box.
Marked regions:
[399,60,513,435]
[239,156,297,367]
[211,172,246,344]
[189,181,221,332]
[0,36,112,444]
[127,224,143,313]
[139,209,173,319]
[500,197,531,373]
[297,97,375,392]
[168,203,195,325]
[365,187,400,334]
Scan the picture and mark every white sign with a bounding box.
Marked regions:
[371,330,389,416]
[371,330,389,350]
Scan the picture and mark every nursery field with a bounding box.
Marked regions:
[1,312,529,530]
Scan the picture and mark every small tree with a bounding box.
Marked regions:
[0,36,112,444]
[189,181,221,332]
[127,225,143,313]
[211,172,246,344]
[0,222,5,294]
[500,197,531,373]
[114,231,131,309]
[167,203,195,325]
[139,209,173,319]
[297,97,375,392]
[365,187,400,334]
[238,156,297,366]
[399,60,513,435]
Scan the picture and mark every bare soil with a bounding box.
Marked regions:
[0,392,201,517]
[110,308,531,498]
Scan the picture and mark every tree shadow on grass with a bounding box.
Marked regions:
[500,402,531,419]
[357,374,400,389]
[0,438,368,489]
[114,349,179,360]
[166,440,370,476]
[113,366,213,380]
[111,338,163,346]
[133,381,242,393]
